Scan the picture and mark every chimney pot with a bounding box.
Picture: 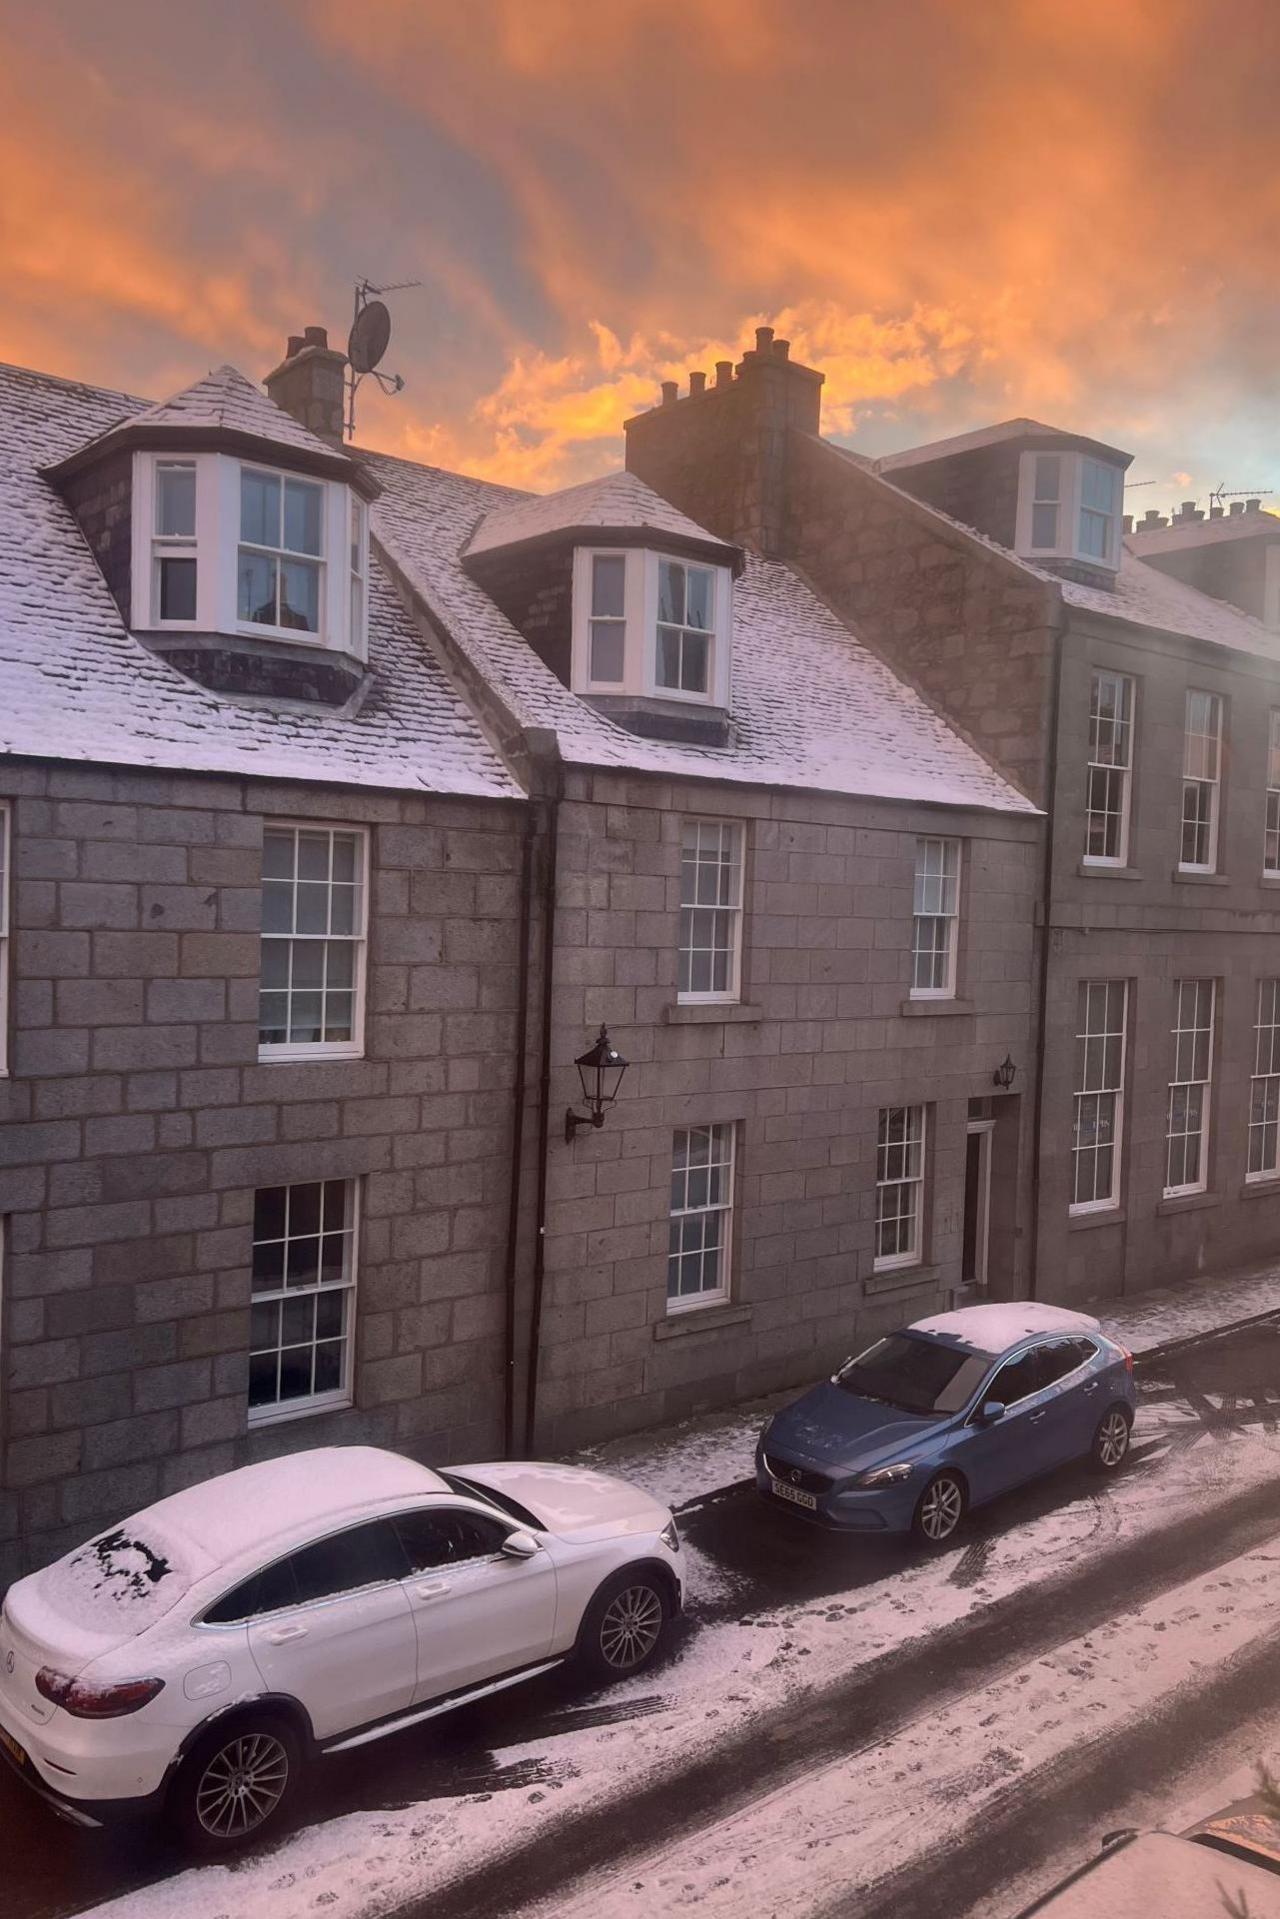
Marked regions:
[1210,505,1224,518]
[661,380,678,407]
[1180,501,1196,518]
[1141,509,1161,526]
[1122,514,1133,534]
[689,370,707,397]
[755,325,775,353]
[715,361,733,387]
[1230,500,1246,515]
[1247,497,1262,512]
[303,325,329,349]
[771,338,791,361]
[286,334,305,359]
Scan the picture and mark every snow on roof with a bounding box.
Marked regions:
[69,362,351,468]
[1127,511,1280,554]
[465,469,736,562]
[367,448,1038,814]
[876,417,1130,473]
[0,361,520,799]
[909,1302,1101,1354]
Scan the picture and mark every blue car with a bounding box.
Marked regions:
[756,1303,1136,1545]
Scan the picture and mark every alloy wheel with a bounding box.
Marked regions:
[918,1475,964,1542]
[598,1583,664,1670]
[194,1730,291,1839]
[1097,1409,1130,1468]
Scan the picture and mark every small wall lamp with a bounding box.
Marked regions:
[565,1024,629,1144]
[992,1053,1018,1092]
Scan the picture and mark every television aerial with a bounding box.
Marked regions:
[344,277,420,441]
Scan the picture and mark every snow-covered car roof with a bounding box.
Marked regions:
[909,1302,1102,1355]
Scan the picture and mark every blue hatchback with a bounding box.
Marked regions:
[756,1303,1136,1545]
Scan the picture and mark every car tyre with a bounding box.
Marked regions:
[1089,1405,1132,1474]
[912,1471,966,1547]
[575,1569,669,1685]
[168,1712,302,1854]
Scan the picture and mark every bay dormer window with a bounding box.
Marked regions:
[130,451,368,663]
[1016,451,1123,570]
[571,546,732,708]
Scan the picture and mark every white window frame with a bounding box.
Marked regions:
[236,462,326,644]
[667,1123,735,1312]
[129,452,367,661]
[1179,690,1223,874]
[570,546,733,709]
[247,1177,358,1426]
[1070,980,1127,1215]
[874,1105,927,1272]
[151,460,199,628]
[678,819,745,1004]
[1164,979,1215,1198]
[1083,671,1134,867]
[349,494,369,654]
[1265,711,1280,876]
[258,822,369,1062]
[910,837,961,999]
[1015,450,1123,570]
[1248,980,1280,1182]
[0,803,9,1077]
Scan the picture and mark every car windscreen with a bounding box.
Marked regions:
[836,1334,992,1415]
[438,1472,544,1532]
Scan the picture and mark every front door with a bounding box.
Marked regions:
[392,1506,559,1702]
[962,1120,994,1289]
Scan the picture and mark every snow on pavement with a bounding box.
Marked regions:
[1098,1259,1280,1355]
[79,1374,1280,1919]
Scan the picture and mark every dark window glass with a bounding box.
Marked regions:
[204,1555,299,1624]
[988,1350,1042,1406]
[286,1520,407,1604]
[438,1472,544,1532]
[1037,1342,1084,1389]
[838,1334,992,1416]
[159,556,197,621]
[394,1507,510,1572]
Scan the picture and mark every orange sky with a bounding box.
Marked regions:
[4,0,1280,510]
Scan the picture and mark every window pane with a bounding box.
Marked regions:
[287,1522,406,1604]
[686,568,713,630]
[1034,455,1060,502]
[658,560,685,626]
[279,559,320,632]
[241,470,279,548]
[591,554,625,618]
[156,465,196,538]
[1031,503,1059,548]
[284,479,323,556]
[239,550,277,625]
[680,630,709,692]
[158,556,197,622]
[590,620,625,683]
[656,627,682,688]
[1081,460,1118,513]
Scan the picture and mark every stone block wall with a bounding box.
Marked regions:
[0,761,527,1582]
[530,768,1040,1450]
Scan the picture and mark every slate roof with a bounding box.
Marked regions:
[366,449,1038,813]
[0,361,520,799]
[875,417,1130,472]
[51,363,354,475]
[465,470,737,563]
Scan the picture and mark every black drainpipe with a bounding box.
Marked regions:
[500,800,538,1456]
[1027,608,1068,1301]
[523,752,564,1452]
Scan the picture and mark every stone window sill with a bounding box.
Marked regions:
[656,1302,752,1339]
[1239,1177,1280,1200]
[1170,869,1229,886]
[899,998,975,1018]
[1068,1206,1125,1232]
[1077,862,1142,881]
[865,1262,941,1296]
[1155,1190,1221,1217]
[1260,875,1280,890]
[664,1002,763,1025]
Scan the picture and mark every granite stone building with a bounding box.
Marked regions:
[626,340,1280,1309]
[0,336,1044,1579]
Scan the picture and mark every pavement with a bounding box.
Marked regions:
[6,1261,1280,1919]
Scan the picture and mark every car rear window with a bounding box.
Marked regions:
[37,1524,193,1639]
[838,1334,992,1415]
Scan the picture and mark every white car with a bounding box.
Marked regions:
[0,1445,684,1850]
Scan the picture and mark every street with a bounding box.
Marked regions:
[6,1313,1280,1919]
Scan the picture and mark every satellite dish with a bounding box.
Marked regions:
[348,300,392,376]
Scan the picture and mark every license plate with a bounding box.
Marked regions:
[0,1726,27,1769]
[771,1478,817,1511]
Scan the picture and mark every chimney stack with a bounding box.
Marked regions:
[754,325,775,355]
[715,361,733,388]
[1122,513,1133,534]
[1230,500,1245,515]
[264,326,347,449]
[688,371,707,397]
[661,380,678,406]
[1247,497,1262,513]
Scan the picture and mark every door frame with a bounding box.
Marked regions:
[963,1118,995,1290]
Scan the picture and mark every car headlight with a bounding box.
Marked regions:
[659,1517,680,1553]
[855,1462,915,1489]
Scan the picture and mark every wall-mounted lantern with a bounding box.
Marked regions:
[992,1053,1018,1092]
[565,1024,629,1144]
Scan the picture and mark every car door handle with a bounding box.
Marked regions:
[415,1580,450,1599]
[1029,1410,1047,1424]
[1082,1380,1099,1393]
[266,1624,308,1644]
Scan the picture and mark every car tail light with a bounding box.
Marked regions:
[1119,1345,1134,1375]
[36,1668,165,1718]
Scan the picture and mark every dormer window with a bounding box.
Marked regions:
[130,452,368,663]
[572,546,731,708]
[1017,451,1123,569]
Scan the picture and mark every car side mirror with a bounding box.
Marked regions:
[978,1400,1006,1426]
[502,1529,540,1559]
